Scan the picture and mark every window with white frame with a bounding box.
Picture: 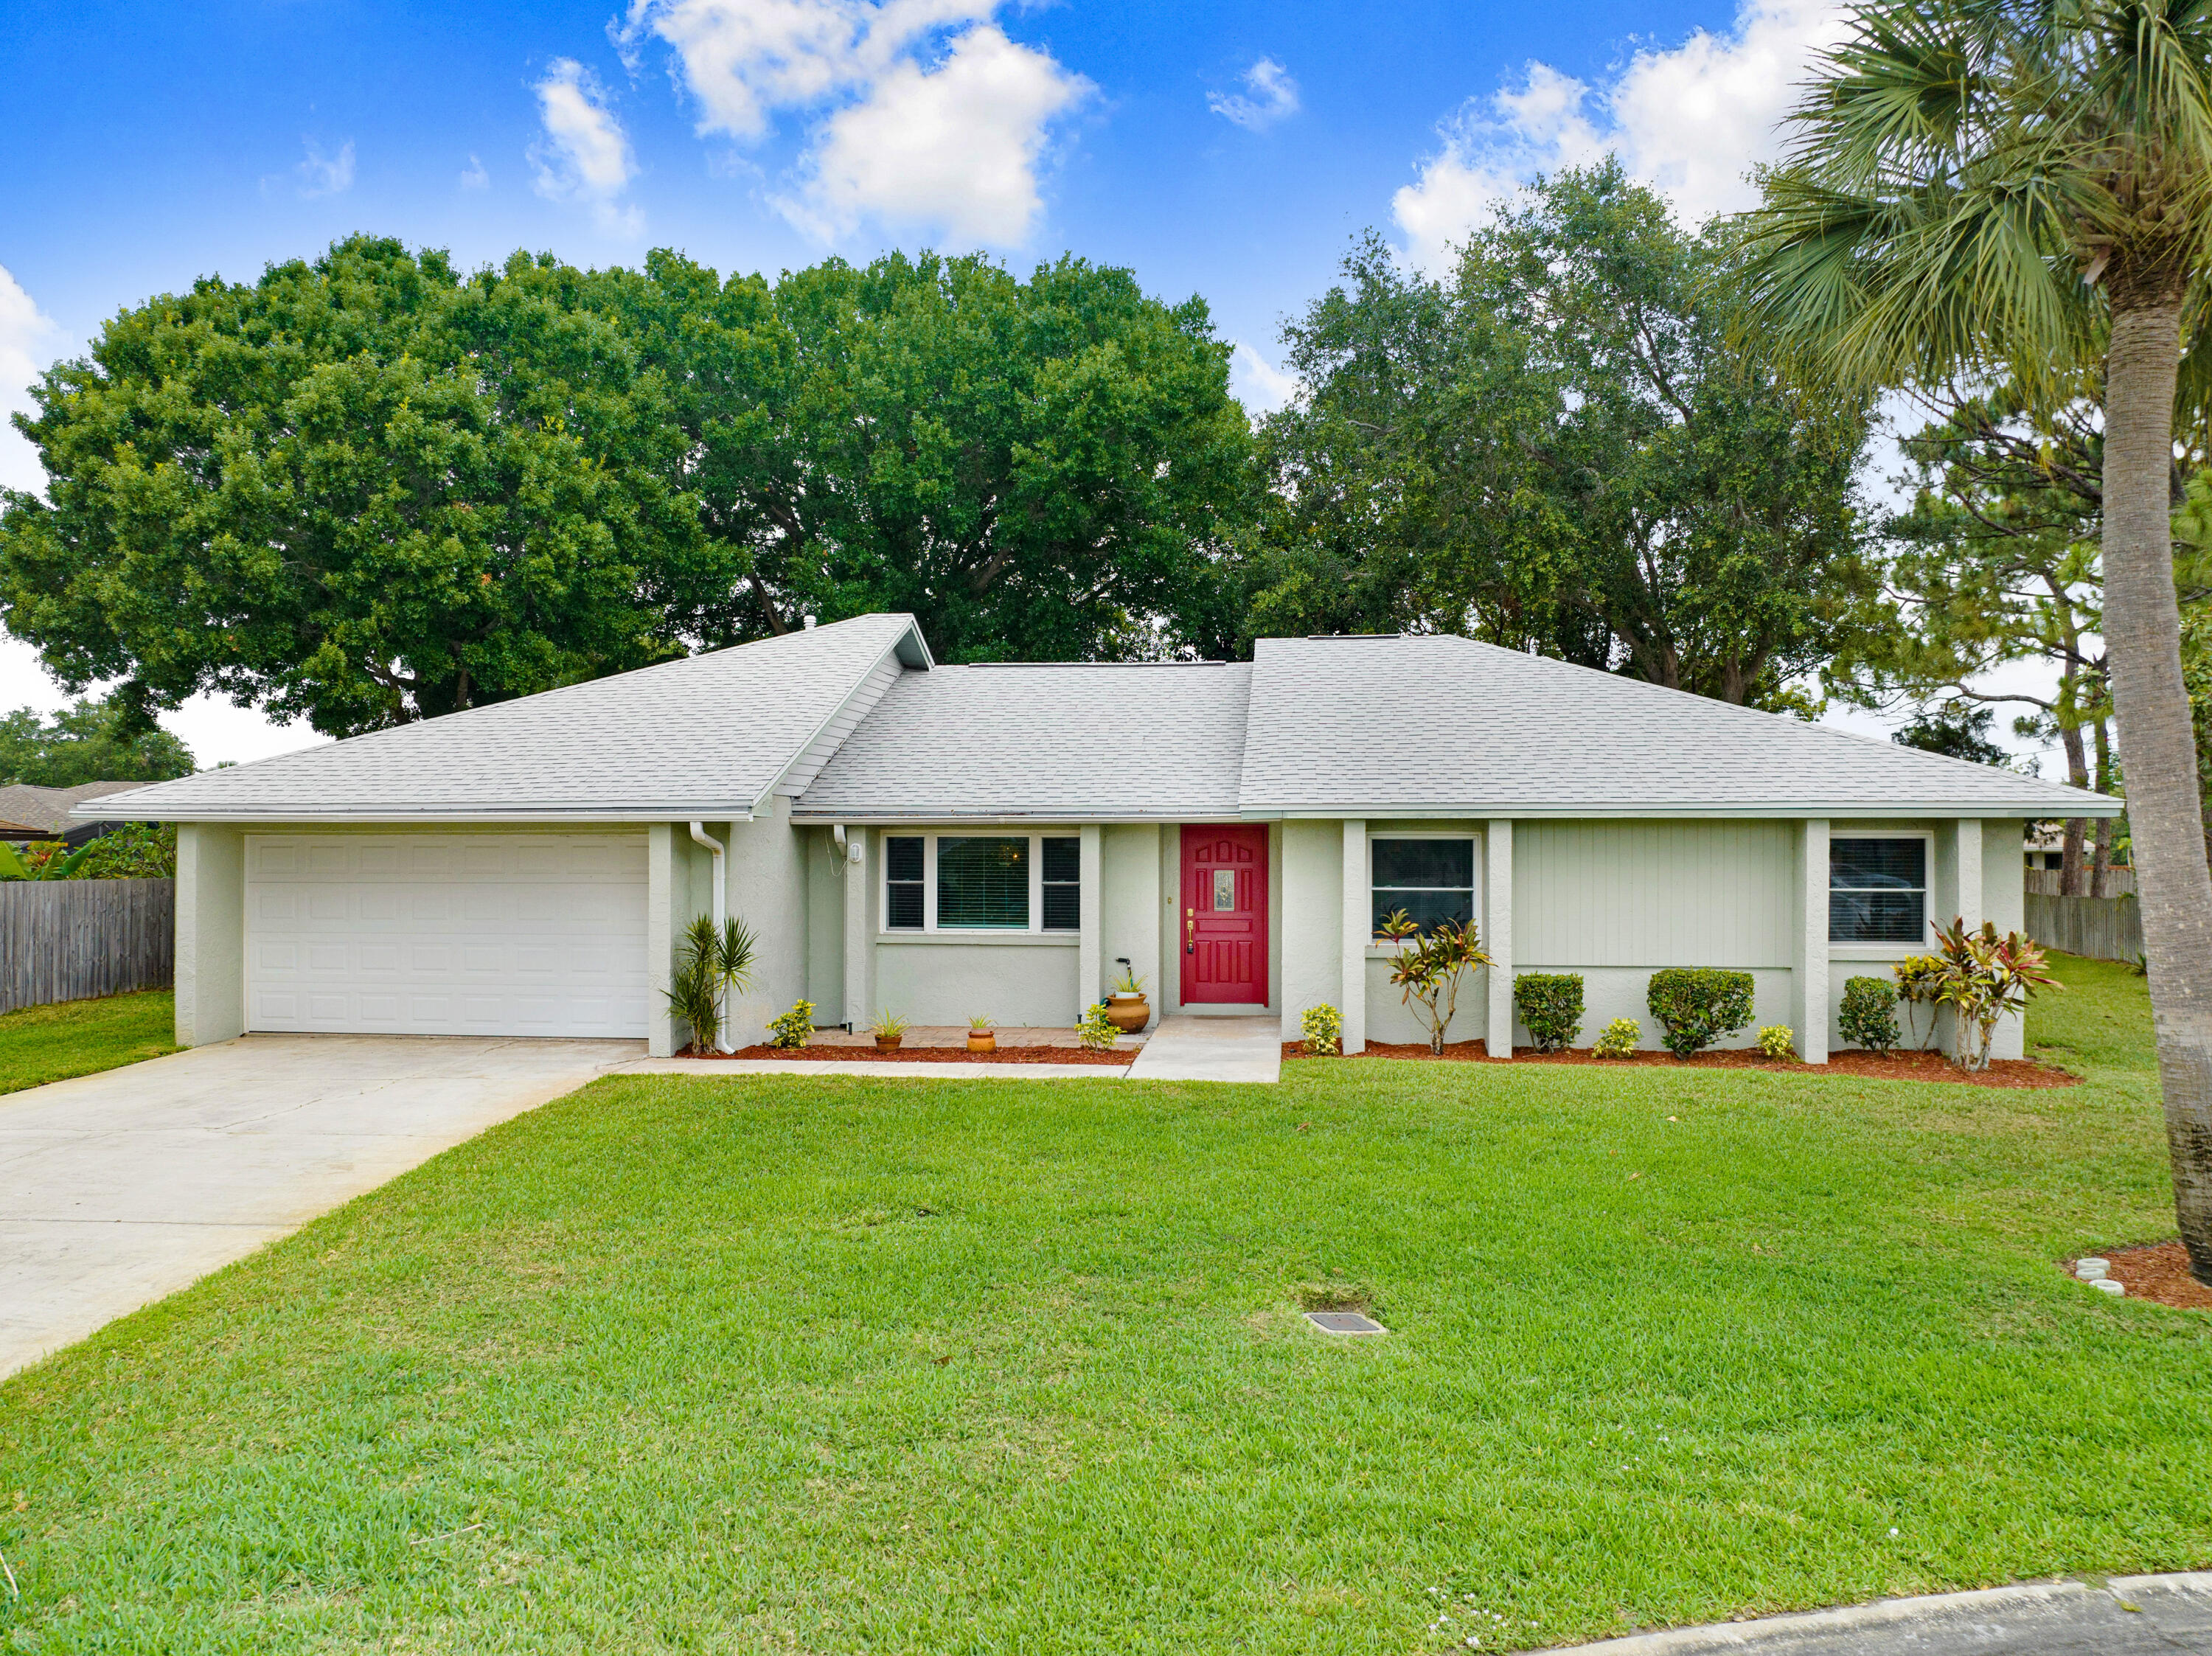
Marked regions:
[1829,836,1927,944]
[881,832,1081,933]
[1370,835,1476,937]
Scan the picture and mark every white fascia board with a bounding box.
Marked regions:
[1236,800,2126,820]
[787,810,1220,826]
[83,806,759,824]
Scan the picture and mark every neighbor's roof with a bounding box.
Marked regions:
[1237,635,2118,818]
[92,614,930,822]
[793,661,1253,819]
[89,616,2118,824]
[0,781,147,835]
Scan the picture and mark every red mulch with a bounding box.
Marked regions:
[1281,1040,2078,1088]
[691,1043,1131,1065]
[2065,1242,2212,1312]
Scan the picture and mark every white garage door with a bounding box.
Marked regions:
[245,832,650,1037]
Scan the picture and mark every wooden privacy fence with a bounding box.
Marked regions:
[0,877,175,1015]
[2025,891,2143,964]
[2025,868,2137,898]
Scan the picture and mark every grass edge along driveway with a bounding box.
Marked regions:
[0,956,2205,1652]
[0,988,175,1097]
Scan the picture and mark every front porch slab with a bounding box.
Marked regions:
[1124,1015,1281,1083]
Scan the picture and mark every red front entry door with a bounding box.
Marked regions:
[1180,825,1268,1005]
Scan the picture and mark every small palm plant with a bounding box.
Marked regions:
[1377,910,1494,1056]
[664,913,758,1054]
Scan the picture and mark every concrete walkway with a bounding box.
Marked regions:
[621,1057,1127,1079]
[0,1034,637,1380]
[1123,1015,1282,1083]
[1545,1572,2212,1654]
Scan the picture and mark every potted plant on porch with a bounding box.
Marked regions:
[967,1016,997,1054]
[870,1011,908,1052]
[1105,964,1150,1034]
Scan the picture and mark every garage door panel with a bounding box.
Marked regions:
[246,832,649,1037]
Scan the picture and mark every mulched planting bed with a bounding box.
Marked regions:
[1282,1040,2079,1088]
[691,1044,1132,1065]
[2066,1242,2212,1312]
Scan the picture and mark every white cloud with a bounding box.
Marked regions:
[0,265,57,496]
[1208,57,1300,131]
[1392,0,1848,269]
[459,153,490,189]
[532,58,643,233]
[1230,341,1298,414]
[295,139,355,198]
[624,0,1088,246]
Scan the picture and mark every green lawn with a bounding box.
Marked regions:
[1,957,2205,1652]
[0,988,176,1096]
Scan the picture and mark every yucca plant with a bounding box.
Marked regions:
[664,912,759,1054]
[1739,0,2212,1281]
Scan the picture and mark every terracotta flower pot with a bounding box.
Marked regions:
[874,1034,902,1052]
[967,1031,997,1053]
[1105,993,1150,1034]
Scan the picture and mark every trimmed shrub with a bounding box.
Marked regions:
[767,1001,815,1050]
[1301,1003,1343,1057]
[1756,1025,1796,1060]
[1514,973,1585,1054]
[1646,968,1756,1059]
[1839,975,1901,1054]
[1593,1017,1641,1058]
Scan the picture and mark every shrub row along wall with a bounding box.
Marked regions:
[2024,892,2141,964]
[0,877,175,1015]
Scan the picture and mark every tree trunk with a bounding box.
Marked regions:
[2102,293,2212,1284]
[2057,714,2090,894]
[2090,716,2114,899]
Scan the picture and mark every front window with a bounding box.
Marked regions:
[878,832,1082,935]
[936,836,1029,929]
[1830,837,1927,944]
[1371,837,1475,937]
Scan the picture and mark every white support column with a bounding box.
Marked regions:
[648,823,677,1057]
[843,827,870,1033]
[1486,820,1514,1060]
[1795,818,1829,1063]
[1340,819,1367,1054]
[1954,817,1983,933]
[1078,824,1103,1020]
[174,822,246,1048]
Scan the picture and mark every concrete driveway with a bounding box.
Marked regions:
[0,1034,640,1380]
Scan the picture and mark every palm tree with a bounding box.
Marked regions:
[1739,0,2212,1281]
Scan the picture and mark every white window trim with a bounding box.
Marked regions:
[1363,830,1484,956]
[880,829,1082,938]
[1829,828,1937,959]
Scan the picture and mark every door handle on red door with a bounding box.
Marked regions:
[1186,908,1194,954]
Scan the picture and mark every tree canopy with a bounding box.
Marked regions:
[0,690,194,787]
[592,248,1254,663]
[1241,164,1875,706]
[0,236,714,738]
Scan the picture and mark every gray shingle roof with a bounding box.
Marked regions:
[793,661,1252,819]
[95,614,927,821]
[0,782,147,835]
[94,615,2116,824]
[1237,635,2117,816]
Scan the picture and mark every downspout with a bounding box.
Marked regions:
[688,821,731,1052]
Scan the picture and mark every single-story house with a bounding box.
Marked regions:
[94,613,2118,1061]
[0,781,157,848]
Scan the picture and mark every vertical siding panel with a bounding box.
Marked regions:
[1517,820,1792,967]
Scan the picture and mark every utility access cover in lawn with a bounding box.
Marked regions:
[1304,1310,1387,1335]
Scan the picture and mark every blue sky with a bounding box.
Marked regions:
[4,0,1950,765]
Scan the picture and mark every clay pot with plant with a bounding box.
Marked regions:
[870,1011,908,1052]
[967,1016,997,1054]
[1105,965,1150,1034]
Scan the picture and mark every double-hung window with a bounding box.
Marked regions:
[1829,837,1927,944]
[880,832,1082,933]
[1370,836,1476,938]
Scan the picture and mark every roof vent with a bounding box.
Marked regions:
[1305,633,1404,640]
[802,615,818,630]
